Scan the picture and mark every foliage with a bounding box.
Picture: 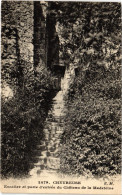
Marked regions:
[50,2,121,70]
[58,2,121,177]
[61,67,121,177]
[1,66,55,177]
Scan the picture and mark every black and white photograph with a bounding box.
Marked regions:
[1,1,121,194]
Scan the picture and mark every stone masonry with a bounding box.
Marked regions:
[2,1,34,68]
[1,1,34,96]
[1,1,49,98]
[1,1,65,99]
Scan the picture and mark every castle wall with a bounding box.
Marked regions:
[1,1,62,99]
[1,1,34,96]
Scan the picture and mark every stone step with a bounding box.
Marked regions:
[50,134,56,139]
[47,157,60,170]
[29,89,67,176]
[37,169,58,175]
[34,164,46,170]
[43,128,49,133]
[47,151,57,157]
[33,159,46,167]
[49,137,56,142]
[55,139,61,144]
[44,121,52,126]
[54,134,61,139]
[55,130,63,135]
[48,148,59,155]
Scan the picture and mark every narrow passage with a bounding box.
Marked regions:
[29,69,72,177]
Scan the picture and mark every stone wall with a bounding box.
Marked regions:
[34,2,47,73]
[1,1,64,98]
[1,1,34,98]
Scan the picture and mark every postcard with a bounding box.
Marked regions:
[1,1,121,194]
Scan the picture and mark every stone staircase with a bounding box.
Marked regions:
[29,68,74,177]
[29,90,66,176]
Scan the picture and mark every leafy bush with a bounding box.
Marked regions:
[1,66,55,177]
[55,2,121,178]
[60,67,121,177]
